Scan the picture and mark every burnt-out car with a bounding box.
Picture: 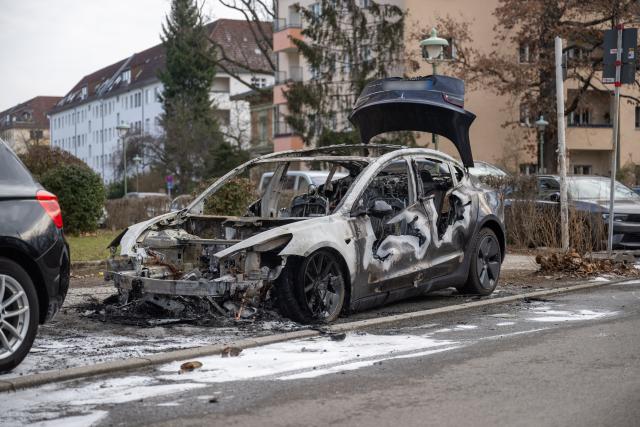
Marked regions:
[106,76,505,323]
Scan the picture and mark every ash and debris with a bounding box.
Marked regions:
[75,292,304,332]
[535,251,640,277]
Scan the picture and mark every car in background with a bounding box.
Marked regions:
[258,171,349,194]
[468,161,509,178]
[537,175,640,248]
[0,140,69,372]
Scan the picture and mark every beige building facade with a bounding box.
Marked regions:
[273,1,640,176]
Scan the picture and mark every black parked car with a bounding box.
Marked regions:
[537,175,640,248]
[0,141,69,372]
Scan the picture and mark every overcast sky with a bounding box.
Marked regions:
[0,0,243,111]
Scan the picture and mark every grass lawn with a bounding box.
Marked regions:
[66,229,121,263]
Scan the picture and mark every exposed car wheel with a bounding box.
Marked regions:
[0,257,39,373]
[458,228,501,295]
[275,249,346,324]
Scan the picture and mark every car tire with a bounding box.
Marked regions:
[458,228,501,296]
[274,249,346,324]
[0,257,39,373]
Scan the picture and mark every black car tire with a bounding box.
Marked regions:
[274,249,346,324]
[0,257,39,373]
[458,228,501,296]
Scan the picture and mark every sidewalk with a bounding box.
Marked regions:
[502,253,538,273]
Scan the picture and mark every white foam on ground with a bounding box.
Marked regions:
[495,321,516,326]
[452,325,478,331]
[527,308,616,323]
[29,410,108,427]
[0,376,205,427]
[157,333,459,383]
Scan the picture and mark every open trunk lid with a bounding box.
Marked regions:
[348,76,476,167]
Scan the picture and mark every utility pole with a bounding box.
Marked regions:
[554,36,569,252]
[607,24,623,255]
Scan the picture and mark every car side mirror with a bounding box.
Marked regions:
[549,192,560,203]
[370,200,394,217]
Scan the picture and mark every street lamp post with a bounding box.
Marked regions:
[535,115,549,174]
[116,123,131,196]
[133,155,142,193]
[420,28,449,151]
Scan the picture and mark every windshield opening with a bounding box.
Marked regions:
[188,160,366,218]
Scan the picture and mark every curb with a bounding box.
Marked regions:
[1,277,635,393]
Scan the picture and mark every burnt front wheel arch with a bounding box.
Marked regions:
[274,249,348,324]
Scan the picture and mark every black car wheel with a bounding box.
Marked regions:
[0,257,39,373]
[458,228,501,295]
[275,249,346,324]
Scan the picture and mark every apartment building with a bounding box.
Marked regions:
[50,19,274,183]
[0,96,61,153]
[273,1,640,175]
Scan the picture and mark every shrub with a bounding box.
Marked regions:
[479,175,605,254]
[104,197,170,229]
[41,164,106,234]
[19,145,88,180]
[195,177,258,216]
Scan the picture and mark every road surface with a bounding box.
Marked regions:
[2,280,639,426]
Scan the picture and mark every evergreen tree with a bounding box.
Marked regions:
[284,0,406,146]
[157,0,224,191]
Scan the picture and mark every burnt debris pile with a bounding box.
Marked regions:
[76,292,296,329]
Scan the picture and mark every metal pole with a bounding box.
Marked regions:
[607,25,624,255]
[123,136,128,196]
[538,132,544,173]
[555,36,569,252]
[432,61,439,150]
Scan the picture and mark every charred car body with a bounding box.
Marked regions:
[107,76,506,323]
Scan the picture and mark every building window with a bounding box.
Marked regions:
[573,165,592,175]
[519,103,531,126]
[257,110,268,144]
[443,37,457,60]
[122,69,131,83]
[214,109,231,127]
[154,87,162,102]
[145,89,149,104]
[519,164,537,175]
[310,2,321,17]
[81,86,88,99]
[518,43,530,63]
[568,109,591,126]
[635,106,640,128]
[145,118,150,134]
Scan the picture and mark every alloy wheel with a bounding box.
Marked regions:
[0,275,30,360]
[302,251,344,319]
[476,234,501,289]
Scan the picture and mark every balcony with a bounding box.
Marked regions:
[274,120,295,137]
[273,16,302,52]
[274,67,303,105]
[275,66,303,84]
[566,126,614,151]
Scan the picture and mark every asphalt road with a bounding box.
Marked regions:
[3,281,640,426]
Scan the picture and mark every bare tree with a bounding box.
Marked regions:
[212,0,275,93]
